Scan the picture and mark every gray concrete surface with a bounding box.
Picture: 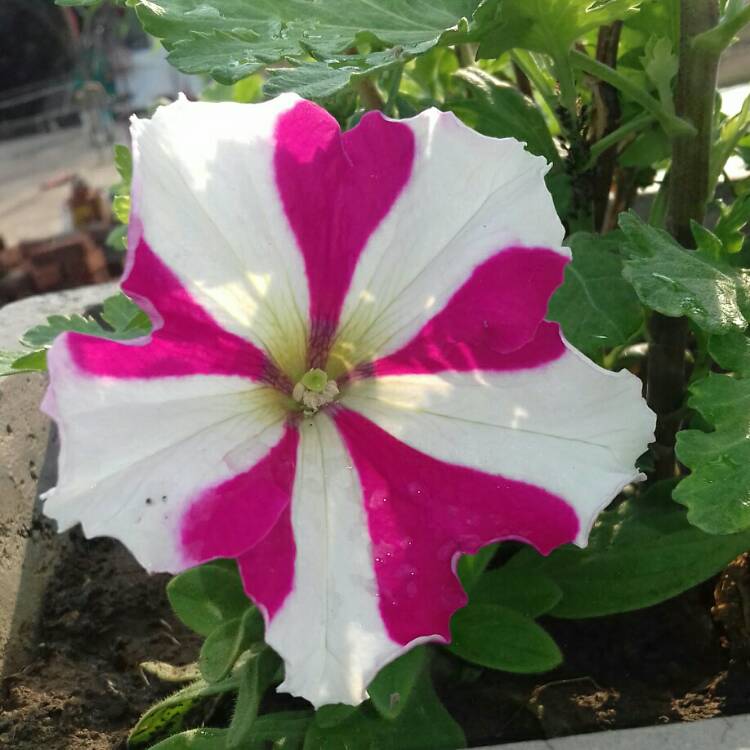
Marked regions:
[0,371,57,677]
[482,714,750,749]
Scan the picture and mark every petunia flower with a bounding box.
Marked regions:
[42,94,654,708]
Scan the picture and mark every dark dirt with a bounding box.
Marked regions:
[0,533,201,750]
[2,532,750,749]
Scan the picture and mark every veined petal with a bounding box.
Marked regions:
[132,94,310,380]
[42,337,290,573]
[334,408,579,645]
[258,415,402,708]
[341,342,655,547]
[272,100,414,366]
[75,234,271,381]
[328,109,566,376]
[371,246,568,376]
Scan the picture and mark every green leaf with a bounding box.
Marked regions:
[714,194,750,254]
[448,604,562,673]
[128,675,241,748]
[114,144,133,185]
[675,374,750,534]
[0,350,47,376]
[368,646,427,719]
[548,232,644,356]
[708,330,750,376]
[315,704,358,729]
[113,194,131,224]
[456,542,499,593]
[137,0,477,87]
[470,567,562,617]
[20,294,151,349]
[508,489,750,617]
[475,0,640,61]
[106,224,128,251]
[241,711,313,749]
[640,36,678,114]
[710,94,750,191]
[148,729,229,750]
[619,211,749,334]
[448,67,558,164]
[227,646,282,750]
[167,562,251,637]
[304,669,464,750]
[199,609,257,683]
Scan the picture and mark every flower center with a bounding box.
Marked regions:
[292,368,340,415]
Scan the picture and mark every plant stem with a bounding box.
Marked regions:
[585,113,656,169]
[356,77,385,111]
[648,0,720,480]
[693,3,750,53]
[570,49,696,137]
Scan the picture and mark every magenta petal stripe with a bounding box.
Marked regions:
[372,246,568,376]
[238,503,296,621]
[274,102,415,359]
[180,425,299,564]
[334,408,579,645]
[67,235,271,380]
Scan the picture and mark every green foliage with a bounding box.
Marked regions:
[199,607,263,683]
[448,67,558,164]
[167,562,252,637]
[475,0,640,60]
[709,330,750,376]
[640,36,678,114]
[506,488,750,618]
[367,646,427,719]
[469,567,562,618]
[675,374,750,534]
[227,646,282,749]
[303,669,465,750]
[449,604,562,673]
[714,194,750,254]
[149,729,229,750]
[136,0,478,96]
[548,232,644,356]
[129,673,242,748]
[619,211,750,334]
[1,294,151,378]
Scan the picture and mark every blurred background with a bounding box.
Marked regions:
[0,0,202,307]
[0,0,748,309]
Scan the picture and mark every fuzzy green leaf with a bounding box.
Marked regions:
[675,374,750,534]
[148,729,229,750]
[167,562,251,637]
[128,675,241,748]
[508,487,750,617]
[199,608,262,684]
[137,0,477,87]
[449,604,562,673]
[548,232,644,355]
[619,211,749,334]
[227,646,282,750]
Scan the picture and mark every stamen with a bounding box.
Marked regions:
[293,369,340,415]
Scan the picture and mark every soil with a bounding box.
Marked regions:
[2,532,750,749]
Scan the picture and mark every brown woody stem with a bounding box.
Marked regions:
[648,0,720,479]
